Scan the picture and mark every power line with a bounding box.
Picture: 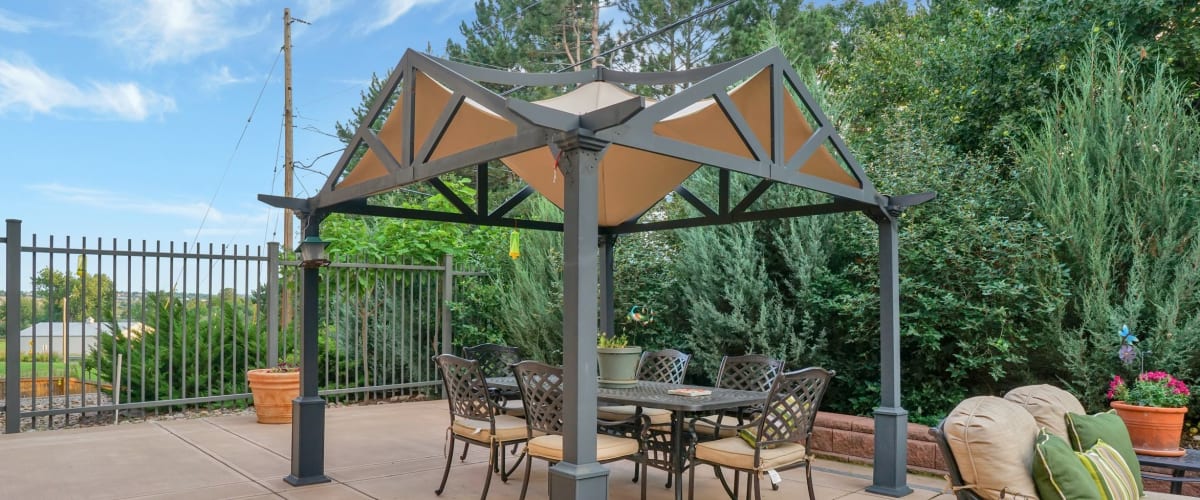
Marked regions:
[187,47,283,249]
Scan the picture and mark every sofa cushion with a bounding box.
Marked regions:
[945,396,1040,500]
[1033,429,1102,499]
[1005,384,1086,440]
[1065,411,1144,495]
[1077,440,1138,500]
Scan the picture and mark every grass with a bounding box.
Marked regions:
[0,340,90,379]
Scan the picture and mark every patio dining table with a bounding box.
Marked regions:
[487,377,766,500]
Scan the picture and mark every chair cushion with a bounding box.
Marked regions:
[1077,440,1138,500]
[1032,429,1102,500]
[597,405,672,425]
[944,396,1040,500]
[694,436,808,471]
[452,414,528,443]
[1005,384,1086,440]
[693,415,744,439]
[1065,411,1144,495]
[526,433,639,462]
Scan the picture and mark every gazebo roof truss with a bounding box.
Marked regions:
[262,48,917,230]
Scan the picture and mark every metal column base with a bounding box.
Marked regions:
[284,396,331,487]
[548,461,610,500]
[867,406,912,497]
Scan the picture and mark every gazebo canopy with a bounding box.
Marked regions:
[260,47,931,499]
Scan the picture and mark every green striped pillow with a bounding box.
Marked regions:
[1076,440,1138,500]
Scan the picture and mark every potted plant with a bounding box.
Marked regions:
[1107,325,1191,456]
[247,356,300,424]
[597,332,641,388]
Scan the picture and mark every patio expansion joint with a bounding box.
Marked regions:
[152,420,288,496]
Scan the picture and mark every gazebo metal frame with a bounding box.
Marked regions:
[260,47,933,499]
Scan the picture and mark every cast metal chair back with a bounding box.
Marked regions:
[463,343,522,379]
[637,349,691,384]
[510,360,565,436]
[715,354,784,393]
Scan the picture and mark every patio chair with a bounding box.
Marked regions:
[510,360,649,500]
[596,349,691,487]
[432,354,528,500]
[463,343,525,417]
[694,354,785,441]
[687,367,834,500]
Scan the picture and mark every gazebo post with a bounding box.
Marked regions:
[551,133,609,500]
[599,234,617,338]
[285,213,331,487]
[867,212,912,497]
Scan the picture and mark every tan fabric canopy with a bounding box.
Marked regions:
[339,68,858,227]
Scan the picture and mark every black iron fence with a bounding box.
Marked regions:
[0,219,478,433]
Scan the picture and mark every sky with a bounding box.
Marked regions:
[0,0,482,251]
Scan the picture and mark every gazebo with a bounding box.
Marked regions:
[260,47,932,499]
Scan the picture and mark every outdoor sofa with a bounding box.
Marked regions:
[931,384,1189,499]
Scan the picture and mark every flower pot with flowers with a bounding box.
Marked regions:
[1107,325,1191,457]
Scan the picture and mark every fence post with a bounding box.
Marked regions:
[5,219,22,434]
[267,242,280,366]
[441,254,453,355]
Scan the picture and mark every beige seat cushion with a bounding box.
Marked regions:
[945,396,1040,500]
[597,405,672,425]
[693,414,745,439]
[452,414,528,444]
[527,434,639,462]
[1004,385,1085,440]
[695,436,808,471]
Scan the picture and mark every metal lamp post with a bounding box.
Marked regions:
[286,231,332,486]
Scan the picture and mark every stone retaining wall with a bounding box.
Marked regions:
[809,411,946,475]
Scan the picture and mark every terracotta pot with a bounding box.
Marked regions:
[247,368,300,424]
[1110,401,1187,457]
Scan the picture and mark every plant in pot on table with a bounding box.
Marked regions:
[247,356,301,424]
[1107,325,1191,457]
[597,332,642,389]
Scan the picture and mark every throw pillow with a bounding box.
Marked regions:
[1032,429,1103,500]
[1076,440,1139,500]
[1065,411,1144,495]
[944,396,1041,500]
[1005,385,1086,440]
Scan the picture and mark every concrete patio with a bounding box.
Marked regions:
[0,400,952,499]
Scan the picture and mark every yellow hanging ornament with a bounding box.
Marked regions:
[508,229,521,260]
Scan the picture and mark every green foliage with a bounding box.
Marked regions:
[1017,34,1200,410]
[31,267,117,322]
[85,294,264,405]
[597,332,629,348]
[489,198,565,363]
[672,169,833,385]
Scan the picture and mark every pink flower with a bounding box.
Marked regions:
[1140,371,1169,382]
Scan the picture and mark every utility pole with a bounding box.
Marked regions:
[281,8,297,337]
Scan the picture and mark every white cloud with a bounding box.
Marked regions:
[30,184,212,219]
[0,8,51,33]
[30,184,269,239]
[104,0,265,65]
[204,65,252,89]
[0,56,175,120]
[364,0,446,33]
[297,0,339,22]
